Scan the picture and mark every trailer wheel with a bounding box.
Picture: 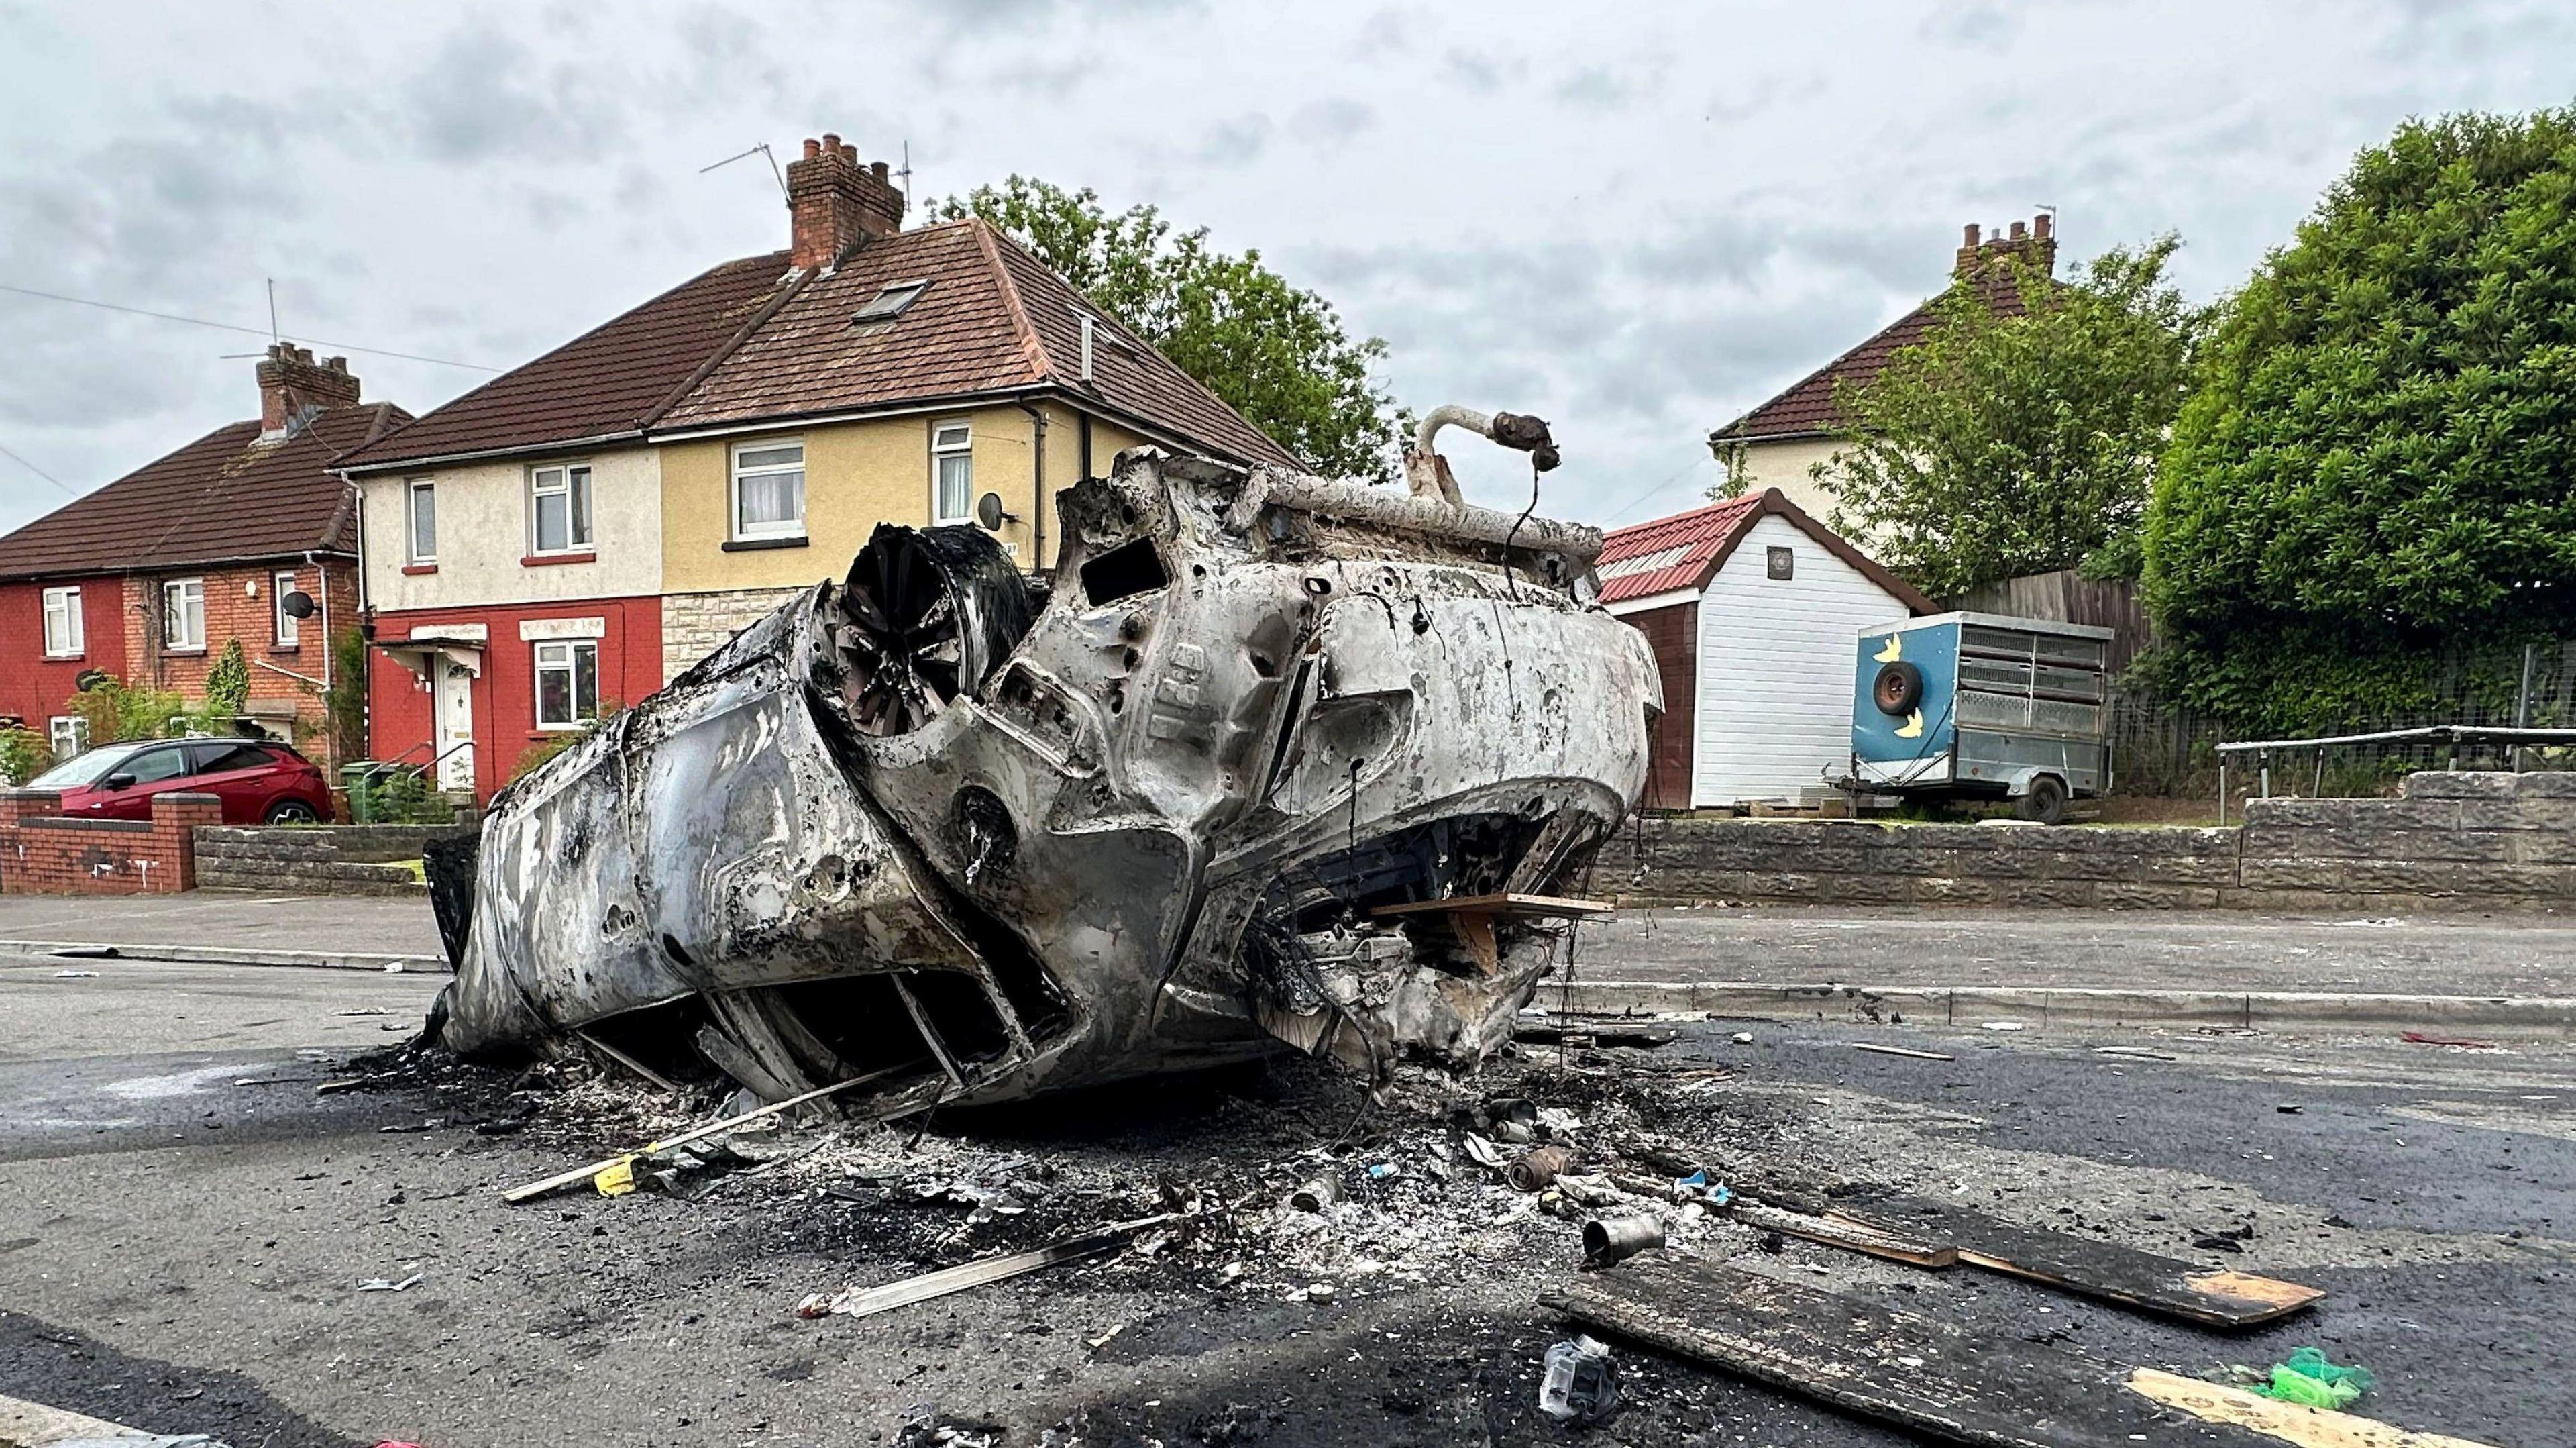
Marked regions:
[2017,774,2069,826]
[1871,661,1923,716]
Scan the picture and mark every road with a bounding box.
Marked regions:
[1,923,2564,1446]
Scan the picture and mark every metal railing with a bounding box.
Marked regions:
[2214,724,2576,824]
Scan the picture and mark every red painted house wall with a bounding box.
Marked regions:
[366,594,662,800]
[0,577,130,741]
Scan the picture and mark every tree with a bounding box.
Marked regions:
[203,637,250,716]
[68,676,188,745]
[2142,107,2576,729]
[932,178,1403,482]
[1815,238,2202,600]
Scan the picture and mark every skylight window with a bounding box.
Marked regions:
[851,280,930,331]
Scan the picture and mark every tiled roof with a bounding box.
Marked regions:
[349,219,1301,473]
[0,403,407,580]
[338,252,796,468]
[1595,495,1763,603]
[1709,274,2033,444]
[1597,488,1936,614]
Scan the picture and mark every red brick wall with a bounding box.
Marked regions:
[0,577,129,741]
[126,558,361,764]
[0,789,219,894]
[1621,601,1698,810]
[366,595,662,801]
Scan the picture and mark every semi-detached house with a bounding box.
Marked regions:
[336,134,1299,800]
[0,346,405,766]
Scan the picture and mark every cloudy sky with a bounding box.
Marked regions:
[1,1,2569,536]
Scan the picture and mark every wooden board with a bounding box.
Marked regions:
[1830,1195,2323,1328]
[1733,1200,1958,1269]
[1368,892,1613,920]
[1541,1259,2487,1448]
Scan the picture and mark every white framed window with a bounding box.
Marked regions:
[533,639,600,730]
[273,570,300,646]
[407,478,437,563]
[731,440,806,540]
[48,715,89,759]
[162,578,205,650]
[529,464,594,555]
[41,586,83,657]
[932,421,973,525]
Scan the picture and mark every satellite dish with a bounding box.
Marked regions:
[975,491,1015,531]
[283,590,318,619]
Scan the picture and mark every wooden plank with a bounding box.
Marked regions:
[1734,1200,1958,1269]
[1541,1257,2263,1447]
[1830,1195,2322,1327]
[1368,892,1612,920]
[797,1214,1175,1321]
[2126,1369,2497,1448]
[500,1068,900,1205]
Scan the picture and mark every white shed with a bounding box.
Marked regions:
[1598,488,1933,809]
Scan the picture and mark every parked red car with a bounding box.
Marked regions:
[24,737,333,825]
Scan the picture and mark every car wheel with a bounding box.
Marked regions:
[265,798,320,825]
[2017,775,2069,826]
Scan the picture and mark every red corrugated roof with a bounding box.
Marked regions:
[1596,488,1938,615]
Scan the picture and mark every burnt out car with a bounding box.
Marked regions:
[429,435,1659,1113]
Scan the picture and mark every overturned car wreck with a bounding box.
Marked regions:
[428,425,1660,1113]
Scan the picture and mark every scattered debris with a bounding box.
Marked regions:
[2248,1347,2375,1408]
[503,1072,892,1204]
[356,1274,423,1292]
[1515,1020,1679,1049]
[1287,1176,1340,1212]
[1729,1032,1755,1045]
[1508,1143,1578,1192]
[1537,1335,1620,1426]
[1580,1213,1666,1269]
[2277,1102,2304,1115]
[1850,1043,1954,1062]
[2402,1031,2498,1049]
[52,969,99,978]
[1979,1021,2025,1033]
[796,1214,1177,1321]
[1732,1200,1956,1270]
[2092,1045,2177,1061]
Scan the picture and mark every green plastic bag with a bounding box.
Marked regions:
[2255,1347,2373,1408]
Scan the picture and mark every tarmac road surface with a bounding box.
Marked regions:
[1,939,2565,1447]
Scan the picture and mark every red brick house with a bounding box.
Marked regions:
[0,345,408,768]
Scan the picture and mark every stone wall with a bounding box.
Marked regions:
[1612,771,2576,911]
[194,822,474,896]
[661,586,804,682]
[1,790,220,894]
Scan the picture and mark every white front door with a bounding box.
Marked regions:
[434,659,476,792]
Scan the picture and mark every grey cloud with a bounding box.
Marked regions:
[1197,115,1272,167]
[1440,46,1526,93]
[399,28,615,163]
[1552,67,1635,111]
[1347,6,1413,58]
[1920,3,2022,50]
[1289,99,1375,146]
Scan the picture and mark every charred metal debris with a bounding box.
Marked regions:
[427,427,1660,1117]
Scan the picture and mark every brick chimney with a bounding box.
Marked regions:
[1953,213,2057,282]
[256,344,361,437]
[786,134,906,271]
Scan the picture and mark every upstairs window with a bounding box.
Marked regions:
[534,639,600,730]
[41,586,83,657]
[407,479,437,563]
[162,578,205,650]
[932,422,973,525]
[273,570,301,646]
[731,441,807,540]
[531,464,593,555]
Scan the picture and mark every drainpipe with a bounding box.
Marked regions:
[1016,403,1048,570]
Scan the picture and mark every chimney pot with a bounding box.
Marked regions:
[2033,212,2052,240]
[2010,220,2028,240]
[1962,223,1980,247]
[784,130,908,269]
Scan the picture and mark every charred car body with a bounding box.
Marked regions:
[430,426,1659,1114]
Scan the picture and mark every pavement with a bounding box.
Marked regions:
[0,897,2569,1445]
[0,890,441,962]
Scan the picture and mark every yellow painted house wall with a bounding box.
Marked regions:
[655,401,1147,680]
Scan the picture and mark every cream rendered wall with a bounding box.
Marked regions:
[1723,437,1848,523]
[657,401,1146,680]
[1689,513,1911,807]
[362,447,662,614]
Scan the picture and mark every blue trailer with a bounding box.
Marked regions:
[1849,611,2113,825]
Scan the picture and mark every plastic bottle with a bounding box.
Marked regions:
[1538,1335,1619,1425]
